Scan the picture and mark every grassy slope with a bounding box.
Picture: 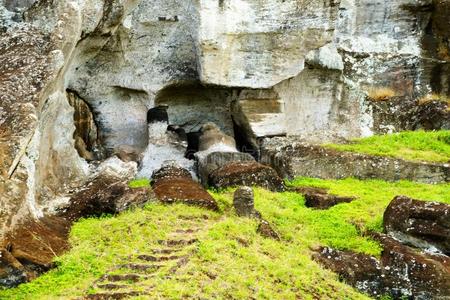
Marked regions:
[1,178,449,300]
[324,130,450,163]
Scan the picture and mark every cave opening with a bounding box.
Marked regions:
[232,118,259,160]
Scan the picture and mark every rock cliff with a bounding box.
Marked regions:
[0,0,449,245]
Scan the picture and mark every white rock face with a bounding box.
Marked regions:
[198,0,339,88]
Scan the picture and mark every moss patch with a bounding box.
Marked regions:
[324,130,450,163]
[128,178,151,189]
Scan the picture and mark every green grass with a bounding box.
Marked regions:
[324,130,450,163]
[128,178,151,188]
[1,178,448,299]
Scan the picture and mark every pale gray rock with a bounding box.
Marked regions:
[198,0,340,88]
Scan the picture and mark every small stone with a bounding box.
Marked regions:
[257,220,280,240]
[233,186,258,217]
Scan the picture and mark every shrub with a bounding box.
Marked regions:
[417,93,450,108]
[367,87,396,102]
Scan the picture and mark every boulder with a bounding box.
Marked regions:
[233,186,260,218]
[209,162,285,192]
[313,234,450,299]
[261,137,450,184]
[312,247,383,296]
[1,216,71,288]
[152,165,192,182]
[198,122,237,152]
[302,190,356,209]
[61,175,151,222]
[257,220,280,240]
[197,151,255,184]
[151,166,219,211]
[375,233,450,299]
[384,195,450,255]
[0,248,29,288]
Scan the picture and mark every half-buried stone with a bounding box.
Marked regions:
[233,187,280,240]
[313,234,450,299]
[233,186,261,218]
[151,164,219,211]
[195,123,284,191]
[195,122,255,183]
[384,196,450,255]
[209,162,285,192]
[295,187,357,209]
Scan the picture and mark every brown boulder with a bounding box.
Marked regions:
[61,175,151,222]
[1,216,71,287]
[152,166,219,211]
[384,195,450,255]
[312,247,382,295]
[152,165,192,181]
[209,162,285,192]
[0,248,29,288]
[303,191,356,209]
[375,233,450,299]
[196,151,255,184]
[313,234,450,299]
[257,220,280,240]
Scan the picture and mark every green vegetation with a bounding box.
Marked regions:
[1,178,448,299]
[325,130,450,163]
[128,178,151,188]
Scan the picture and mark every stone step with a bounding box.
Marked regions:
[151,248,183,255]
[137,254,182,262]
[157,238,198,247]
[95,283,129,290]
[114,263,161,273]
[84,291,143,300]
[173,228,201,234]
[98,274,145,283]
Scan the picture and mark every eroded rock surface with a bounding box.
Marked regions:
[384,196,450,255]
[233,186,260,218]
[261,137,450,183]
[151,165,219,211]
[209,161,285,192]
[314,234,450,299]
